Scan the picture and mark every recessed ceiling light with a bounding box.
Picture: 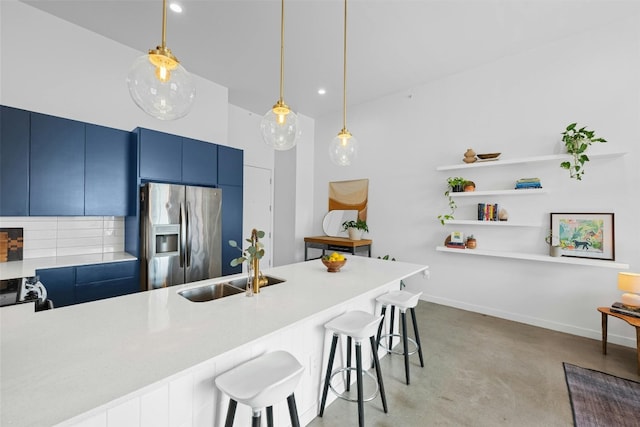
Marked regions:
[169,3,183,13]
[317,88,326,95]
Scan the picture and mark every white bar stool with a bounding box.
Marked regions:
[215,350,304,427]
[375,290,424,385]
[318,310,388,427]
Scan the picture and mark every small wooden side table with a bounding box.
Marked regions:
[597,307,640,374]
[303,236,372,261]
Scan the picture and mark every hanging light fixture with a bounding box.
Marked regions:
[127,0,195,120]
[260,0,300,150]
[329,0,358,166]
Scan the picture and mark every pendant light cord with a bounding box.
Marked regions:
[161,0,167,49]
[279,0,285,103]
[342,0,348,130]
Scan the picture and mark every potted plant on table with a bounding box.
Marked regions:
[560,122,607,180]
[342,219,368,241]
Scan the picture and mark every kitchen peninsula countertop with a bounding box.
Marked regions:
[0,252,137,280]
[1,256,427,426]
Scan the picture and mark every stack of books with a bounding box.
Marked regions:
[611,302,640,318]
[515,177,542,189]
[477,203,499,221]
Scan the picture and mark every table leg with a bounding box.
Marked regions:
[636,327,640,375]
[305,243,309,261]
[601,312,608,355]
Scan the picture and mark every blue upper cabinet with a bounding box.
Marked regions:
[0,106,30,215]
[220,184,243,276]
[137,128,219,186]
[85,124,131,216]
[218,145,243,186]
[30,113,85,216]
[182,137,218,186]
[138,128,182,183]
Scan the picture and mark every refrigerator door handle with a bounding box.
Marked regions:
[185,202,191,267]
[179,202,186,268]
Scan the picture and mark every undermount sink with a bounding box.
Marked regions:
[178,283,244,302]
[227,275,286,289]
[178,275,286,302]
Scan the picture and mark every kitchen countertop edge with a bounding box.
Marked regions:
[0,252,137,280]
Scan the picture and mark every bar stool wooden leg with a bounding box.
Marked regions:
[389,306,396,352]
[376,305,387,348]
[251,410,261,427]
[411,307,424,367]
[355,342,364,427]
[319,334,339,417]
[369,336,388,413]
[287,394,301,427]
[401,310,410,384]
[266,406,273,427]
[224,399,237,427]
[346,336,353,391]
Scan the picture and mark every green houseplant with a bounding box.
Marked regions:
[437,177,467,225]
[560,123,607,180]
[229,229,265,295]
[342,219,368,241]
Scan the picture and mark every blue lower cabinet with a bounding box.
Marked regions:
[220,184,243,276]
[75,261,138,304]
[36,267,76,308]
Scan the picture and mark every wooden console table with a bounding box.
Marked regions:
[304,236,372,261]
[597,307,640,374]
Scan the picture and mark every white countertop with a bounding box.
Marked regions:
[0,257,427,427]
[0,252,137,280]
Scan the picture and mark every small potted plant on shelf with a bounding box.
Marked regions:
[465,235,477,249]
[342,219,368,241]
[437,177,467,225]
[560,122,607,180]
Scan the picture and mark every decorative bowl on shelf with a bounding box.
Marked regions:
[321,258,347,272]
[476,152,501,160]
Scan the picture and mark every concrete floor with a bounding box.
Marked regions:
[308,301,639,427]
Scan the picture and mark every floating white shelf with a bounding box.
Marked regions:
[449,188,547,197]
[435,246,629,269]
[436,152,626,171]
[442,220,540,227]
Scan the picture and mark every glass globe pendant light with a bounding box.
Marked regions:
[127,0,195,120]
[329,0,358,166]
[260,0,300,150]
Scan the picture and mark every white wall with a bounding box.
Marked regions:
[1,0,228,146]
[313,15,640,347]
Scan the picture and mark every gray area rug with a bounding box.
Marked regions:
[563,362,640,427]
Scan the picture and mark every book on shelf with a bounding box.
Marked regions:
[611,302,640,318]
[477,203,499,221]
[445,242,466,249]
[515,177,542,189]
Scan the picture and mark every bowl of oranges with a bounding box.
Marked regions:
[321,252,347,272]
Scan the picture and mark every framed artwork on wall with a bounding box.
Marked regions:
[550,212,615,261]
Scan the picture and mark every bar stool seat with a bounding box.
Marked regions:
[215,350,304,427]
[319,310,388,427]
[376,290,424,385]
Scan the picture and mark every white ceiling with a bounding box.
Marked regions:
[21,0,640,119]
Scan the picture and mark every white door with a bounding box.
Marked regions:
[243,166,273,269]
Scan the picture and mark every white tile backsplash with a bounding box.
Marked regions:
[0,217,126,259]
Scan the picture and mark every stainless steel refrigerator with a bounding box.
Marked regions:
[140,182,222,290]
